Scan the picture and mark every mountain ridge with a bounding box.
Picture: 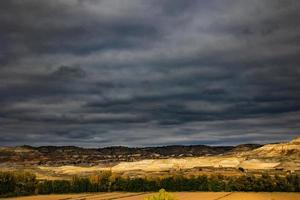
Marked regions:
[0,137,299,167]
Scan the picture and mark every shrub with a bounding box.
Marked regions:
[144,189,176,200]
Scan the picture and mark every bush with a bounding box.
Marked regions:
[144,189,176,200]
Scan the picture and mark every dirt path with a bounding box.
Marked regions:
[58,193,148,200]
[100,193,147,200]
[213,192,233,200]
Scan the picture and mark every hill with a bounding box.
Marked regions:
[0,143,259,166]
[246,137,300,158]
[0,137,299,180]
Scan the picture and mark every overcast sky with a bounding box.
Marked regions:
[0,0,300,147]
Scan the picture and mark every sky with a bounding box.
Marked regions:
[0,0,300,147]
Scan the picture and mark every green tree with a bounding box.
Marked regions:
[0,172,15,195]
[52,180,71,193]
[98,171,112,192]
[208,175,224,192]
[14,172,36,195]
[71,177,91,193]
[37,180,53,194]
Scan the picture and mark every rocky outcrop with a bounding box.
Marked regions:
[249,137,300,158]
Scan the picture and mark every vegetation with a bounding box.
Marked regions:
[0,171,36,197]
[144,189,176,200]
[1,171,300,197]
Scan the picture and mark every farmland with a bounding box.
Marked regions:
[9,192,300,200]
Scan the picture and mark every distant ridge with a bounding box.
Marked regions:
[0,142,260,166]
[248,137,300,158]
[0,137,299,166]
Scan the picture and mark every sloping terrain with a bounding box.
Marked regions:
[248,137,300,158]
[0,137,299,179]
[0,144,256,166]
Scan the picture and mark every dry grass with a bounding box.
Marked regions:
[9,192,300,200]
[112,157,283,172]
[38,166,110,175]
[112,157,241,171]
[172,192,229,200]
[239,159,280,170]
[34,157,247,175]
[221,192,300,200]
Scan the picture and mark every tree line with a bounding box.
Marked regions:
[1,171,300,197]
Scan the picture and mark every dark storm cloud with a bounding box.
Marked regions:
[0,0,161,62]
[0,0,300,147]
[51,66,86,80]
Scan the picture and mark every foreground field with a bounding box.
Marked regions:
[9,192,300,200]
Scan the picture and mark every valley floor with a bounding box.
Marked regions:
[8,192,300,200]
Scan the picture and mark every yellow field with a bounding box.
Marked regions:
[8,192,300,200]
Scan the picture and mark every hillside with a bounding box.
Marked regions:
[0,137,299,180]
[111,137,300,173]
[246,137,300,158]
[0,144,257,166]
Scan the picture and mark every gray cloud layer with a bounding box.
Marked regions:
[0,0,300,147]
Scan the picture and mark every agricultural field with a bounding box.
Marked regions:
[8,192,300,200]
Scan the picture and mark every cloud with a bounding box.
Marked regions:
[51,66,86,80]
[0,0,299,147]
